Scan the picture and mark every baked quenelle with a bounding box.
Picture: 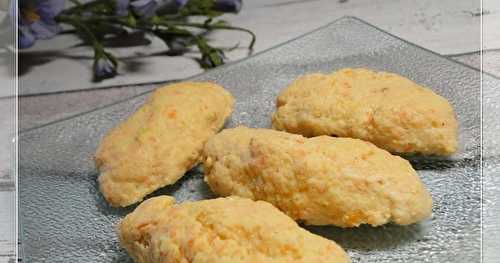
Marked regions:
[203,127,433,227]
[95,82,234,207]
[119,196,350,263]
[272,68,458,155]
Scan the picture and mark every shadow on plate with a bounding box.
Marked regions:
[402,154,479,170]
[111,249,134,263]
[92,166,216,218]
[305,221,430,251]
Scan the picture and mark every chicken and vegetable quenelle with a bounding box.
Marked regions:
[95,82,234,207]
[203,127,433,227]
[119,196,351,263]
[272,68,458,156]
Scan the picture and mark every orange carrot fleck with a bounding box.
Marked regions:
[167,109,177,119]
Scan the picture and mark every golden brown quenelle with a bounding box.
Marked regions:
[95,82,234,207]
[272,68,458,155]
[203,127,433,227]
[119,196,350,263]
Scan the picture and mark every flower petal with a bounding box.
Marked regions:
[36,0,65,19]
[131,0,158,17]
[214,0,242,13]
[175,0,188,8]
[166,37,190,55]
[155,0,187,15]
[30,20,61,39]
[19,26,36,48]
[116,0,130,16]
[95,59,117,79]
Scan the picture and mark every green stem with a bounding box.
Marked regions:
[57,16,105,56]
[57,14,185,36]
[57,14,256,50]
[162,21,256,50]
[58,14,123,24]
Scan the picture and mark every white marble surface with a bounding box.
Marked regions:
[7,0,500,262]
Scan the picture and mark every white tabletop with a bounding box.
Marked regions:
[4,0,500,261]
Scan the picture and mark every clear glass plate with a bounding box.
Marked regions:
[20,17,497,262]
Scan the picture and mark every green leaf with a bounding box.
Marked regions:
[204,18,213,26]
[127,13,137,27]
[211,19,229,27]
[180,0,223,17]
[104,51,118,67]
[208,50,223,66]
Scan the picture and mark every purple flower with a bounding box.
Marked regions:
[176,0,189,7]
[18,26,35,48]
[131,0,158,17]
[166,37,190,55]
[94,55,117,80]
[131,0,188,17]
[18,0,65,49]
[214,0,242,13]
[200,49,225,68]
[115,0,130,16]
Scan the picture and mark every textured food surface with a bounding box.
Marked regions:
[119,196,350,263]
[203,127,432,227]
[95,82,234,207]
[272,68,458,155]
